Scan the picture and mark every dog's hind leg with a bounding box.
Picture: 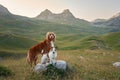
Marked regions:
[26,52,33,67]
[34,56,38,66]
[27,57,33,72]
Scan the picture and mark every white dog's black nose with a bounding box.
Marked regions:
[53,52,55,54]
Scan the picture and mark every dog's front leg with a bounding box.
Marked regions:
[41,54,47,64]
[49,58,56,65]
[53,59,57,65]
[49,58,52,64]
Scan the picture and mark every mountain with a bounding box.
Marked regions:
[105,12,120,27]
[0,4,11,15]
[0,4,14,20]
[92,12,120,27]
[0,4,30,22]
[0,4,111,37]
[92,19,106,25]
[92,12,120,32]
[36,9,75,20]
[35,9,90,26]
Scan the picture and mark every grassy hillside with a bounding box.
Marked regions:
[0,32,119,51]
[0,33,37,50]
[102,32,120,51]
[57,34,106,50]
[56,32,120,51]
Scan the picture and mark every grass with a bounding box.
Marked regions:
[0,30,120,51]
[56,32,120,51]
[0,49,120,80]
[102,32,120,51]
[0,33,37,50]
[0,65,13,77]
[0,30,119,80]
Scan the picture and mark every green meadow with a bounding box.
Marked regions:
[0,30,120,80]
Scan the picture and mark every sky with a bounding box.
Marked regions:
[0,0,120,21]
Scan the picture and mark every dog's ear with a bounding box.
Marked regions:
[46,32,50,39]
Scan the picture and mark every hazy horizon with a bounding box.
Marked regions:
[0,0,120,21]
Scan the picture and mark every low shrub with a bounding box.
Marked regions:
[0,65,13,77]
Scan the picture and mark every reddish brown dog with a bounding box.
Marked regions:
[26,32,56,67]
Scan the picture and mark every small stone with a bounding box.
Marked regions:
[113,62,120,67]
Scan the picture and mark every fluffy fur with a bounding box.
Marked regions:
[41,47,57,65]
[46,32,56,42]
[26,32,56,68]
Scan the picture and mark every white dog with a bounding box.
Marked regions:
[41,47,57,65]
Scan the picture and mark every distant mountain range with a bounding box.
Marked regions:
[0,4,120,28]
[0,4,120,36]
[0,4,107,36]
[0,4,90,27]
[35,9,90,26]
[92,12,120,28]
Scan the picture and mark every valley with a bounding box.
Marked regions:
[0,4,120,80]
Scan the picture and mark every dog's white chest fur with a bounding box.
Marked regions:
[51,41,54,47]
[49,47,57,59]
[40,41,57,64]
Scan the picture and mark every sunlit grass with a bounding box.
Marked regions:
[0,49,120,80]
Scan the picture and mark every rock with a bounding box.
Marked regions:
[34,60,67,73]
[34,63,47,73]
[53,60,67,70]
[113,62,120,67]
[79,56,84,59]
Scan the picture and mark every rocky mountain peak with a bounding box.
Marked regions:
[61,9,75,18]
[36,9,52,18]
[0,4,11,15]
[62,9,70,13]
[35,9,89,25]
[42,9,52,14]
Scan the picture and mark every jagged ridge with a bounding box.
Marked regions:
[35,9,90,26]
